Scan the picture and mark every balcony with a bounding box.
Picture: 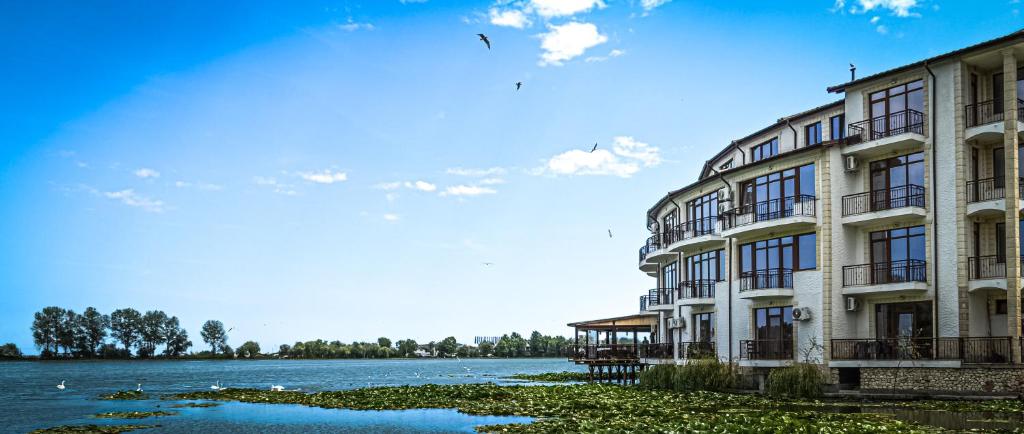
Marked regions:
[740,339,793,361]
[965,177,1024,216]
[571,344,638,362]
[676,279,716,306]
[843,109,925,157]
[637,235,661,274]
[640,288,674,311]
[841,259,927,295]
[720,195,816,239]
[840,185,926,226]
[964,99,1024,142]
[968,255,1007,292]
[639,343,674,360]
[678,341,716,360]
[665,217,725,253]
[831,337,1014,364]
[738,268,793,299]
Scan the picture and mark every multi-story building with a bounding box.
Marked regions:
[571,29,1024,391]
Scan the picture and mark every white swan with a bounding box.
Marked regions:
[210,381,222,391]
[136,384,143,392]
[56,380,65,390]
[270,385,284,392]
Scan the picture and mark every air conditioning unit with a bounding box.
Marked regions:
[718,202,733,216]
[845,297,860,312]
[717,188,733,203]
[792,307,813,321]
[668,318,686,329]
[844,155,859,172]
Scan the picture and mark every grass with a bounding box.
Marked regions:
[29,425,156,434]
[765,363,824,398]
[639,359,737,392]
[168,383,938,433]
[92,411,177,419]
[504,371,589,382]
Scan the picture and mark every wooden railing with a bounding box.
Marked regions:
[841,185,925,216]
[847,108,924,143]
[842,259,926,287]
[571,344,639,361]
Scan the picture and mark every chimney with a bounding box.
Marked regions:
[850,63,857,81]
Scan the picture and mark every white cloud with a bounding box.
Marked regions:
[175,180,223,191]
[585,48,625,63]
[446,167,507,177]
[405,180,437,192]
[383,213,401,222]
[538,22,608,66]
[338,19,375,32]
[530,0,605,17]
[870,15,880,23]
[440,185,498,197]
[489,8,532,28]
[103,189,165,213]
[376,182,402,190]
[537,136,661,178]
[134,168,160,179]
[253,176,298,196]
[875,24,889,34]
[836,0,920,17]
[641,0,671,11]
[478,177,505,185]
[299,170,348,184]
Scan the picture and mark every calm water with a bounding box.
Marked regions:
[0,358,583,433]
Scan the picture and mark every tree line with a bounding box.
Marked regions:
[28,306,231,359]
[275,332,572,359]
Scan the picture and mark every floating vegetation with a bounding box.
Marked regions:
[505,372,589,382]
[29,425,156,434]
[92,411,177,419]
[98,391,149,401]
[169,402,221,408]
[170,383,937,433]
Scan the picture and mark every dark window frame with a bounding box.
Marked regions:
[754,306,793,342]
[805,122,822,146]
[739,232,817,274]
[869,79,924,122]
[751,137,779,162]
[693,312,715,342]
[739,163,815,207]
[830,114,845,141]
[685,249,726,282]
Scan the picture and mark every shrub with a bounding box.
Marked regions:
[765,363,823,398]
[640,359,736,392]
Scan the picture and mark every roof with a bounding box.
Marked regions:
[567,313,657,330]
[827,28,1024,93]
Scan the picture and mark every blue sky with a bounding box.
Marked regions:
[2,0,1022,353]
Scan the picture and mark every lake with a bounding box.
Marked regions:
[0,358,585,433]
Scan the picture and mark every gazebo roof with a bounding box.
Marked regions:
[567,313,657,331]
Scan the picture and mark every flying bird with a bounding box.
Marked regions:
[482,262,494,266]
[608,229,613,238]
[515,81,523,91]
[591,142,598,152]
[477,33,490,50]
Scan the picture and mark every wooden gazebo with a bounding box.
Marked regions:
[567,313,658,383]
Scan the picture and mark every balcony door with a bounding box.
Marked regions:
[875,302,932,340]
[870,226,926,284]
[686,192,717,236]
[869,80,924,137]
[754,306,793,359]
[693,312,715,343]
[869,152,924,211]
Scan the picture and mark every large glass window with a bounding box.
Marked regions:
[662,261,678,289]
[870,226,926,283]
[740,164,815,206]
[869,152,924,210]
[751,138,779,162]
[693,312,715,343]
[754,306,793,342]
[992,68,1024,115]
[805,122,822,146]
[869,80,924,136]
[739,233,817,273]
[875,302,932,339]
[687,192,718,235]
[830,114,845,140]
[685,250,726,282]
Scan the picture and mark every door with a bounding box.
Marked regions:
[994,73,1004,116]
[994,147,1005,189]
[971,73,979,124]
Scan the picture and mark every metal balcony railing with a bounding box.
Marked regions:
[638,235,661,264]
[678,341,716,359]
[968,255,1007,280]
[965,99,1024,127]
[739,268,793,292]
[677,279,716,300]
[831,337,1012,363]
[639,343,673,359]
[847,109,924,143]
[842,259,926,287]
[841,185,925,216]
[722,195,816,230]
[740,339,793,360]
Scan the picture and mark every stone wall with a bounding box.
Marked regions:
[861,367,1024,393]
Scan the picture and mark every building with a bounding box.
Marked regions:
[474,336,501,345]
[570,29,1024,392]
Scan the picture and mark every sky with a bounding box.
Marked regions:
[2,0,1023,354]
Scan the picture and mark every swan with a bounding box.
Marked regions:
[136,384,143,392]
[210,381,222,391]
[56,380,65,390]
[270,385,284,392]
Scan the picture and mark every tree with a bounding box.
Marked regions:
[219,344,234,358]
[529,331,545,357]
[493,334,511,358]
[478,340,494,357]
[80,307,109,357]
[56,309,80,356]
[0,343,22,359]
[397,339,418,357]
[510,332,528,357]
[237,341,261,358]
[436,336,458,357]
[163,316,192,357]
[456,345,470,358]
[278,344,291,357]
[110,308,143,355]
[31,306,65,357]
[200,320,227,355]
[139,310,169,357]
[377,337,392,349]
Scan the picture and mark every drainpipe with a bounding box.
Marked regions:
[785,118,798,150]
[708,165,734,361]
[733,140,747,165]
[925,62,939,340]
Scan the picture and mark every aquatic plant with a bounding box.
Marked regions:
[506,372,589,382]
[169,383,933,433]
[92,411,177,419]
[765,363,824,398]
[169,402,221,408]
[29,425,156,433]
[99,390,150,400]
[639,359,736,392]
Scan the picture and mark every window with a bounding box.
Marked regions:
[869,152,924,210]
[992,68,1024,115]
[739,163,815,209]
[996,299,1008,315]
[662,261,678,290]
[754,306,793,342]
[740,233,817,274]
[997,223,1006,263]
[870,226,926,283]
[693,312,715,342]
[663,209,679,239]
[719,159,733,170]
[805,122,822,146]
[830,114,845,140]
[751,138,779,162]
[875,302,931,339]
[686,192,718,235]
[869,80,924,121]
[686,250,726,282]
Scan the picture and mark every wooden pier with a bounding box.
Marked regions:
[567,313,659,385]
